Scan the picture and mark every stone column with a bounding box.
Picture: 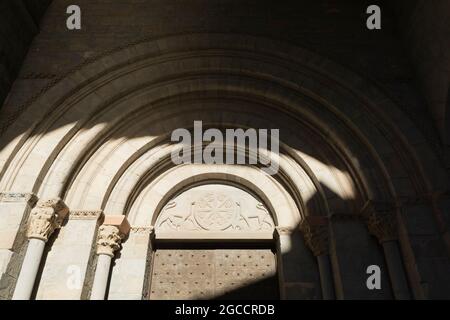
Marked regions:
[362,203,411,300]
[90,215,130,300]
[109,227,155,300]
[12,198,69,300]
[274,226,294,300]
[0,192,37,299]
[300,216,335,300]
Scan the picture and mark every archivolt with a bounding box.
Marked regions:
[0,33,444,225]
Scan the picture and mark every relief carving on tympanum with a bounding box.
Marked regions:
[156,191,274,233]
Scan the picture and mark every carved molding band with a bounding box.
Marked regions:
[69,210,103,220]
[329,212,360,221]
[130,226,154,234]
[96,225,124,257]
[0,192,37,205]
[275,226,295,236]
[156,192,274,233]
[27,198,69,242]
[299,217,329,256]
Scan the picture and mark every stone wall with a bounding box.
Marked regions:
[0,0,441,155]
[0,0,51,115]
[392,0,450,169]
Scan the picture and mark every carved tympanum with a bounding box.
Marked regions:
[156,192,274,233]
[194,193,237,231]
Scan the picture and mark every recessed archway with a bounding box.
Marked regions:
[1,33,446,300]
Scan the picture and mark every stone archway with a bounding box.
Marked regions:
[1,33,445,300]
[149,183,278,300]
[107,164,306,300]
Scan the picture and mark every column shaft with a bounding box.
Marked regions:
[361,202,411,300]
[90,216,130,300]
[274,228,292,300]
[90,254,112,300]
[12,197,69,299]
[317,254,335,300]
[382,241,411,299]
[299,216,335,300]
[12,239,45,300]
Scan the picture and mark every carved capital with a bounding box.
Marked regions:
[96,215,130,257]
[27,198,69,242]
[361,201,397,243]
[299,216,329,256]
[96,225,124,257]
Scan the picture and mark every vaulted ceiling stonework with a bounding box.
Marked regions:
[0,1,449,301]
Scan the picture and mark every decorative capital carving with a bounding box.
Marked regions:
[299,216,329,256]
[361,201,397,243]
[96,225,124,257]
[27,198,69,242]
[96,215,130,256]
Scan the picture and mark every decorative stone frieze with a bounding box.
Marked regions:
[130,226,154,234]
[156,193,274,233]
[0,192,37,205]
[329,212,360,221]
[26,198,69,242]
[274,226,295,236]
[69,210,103,221]
[299,216,329,256]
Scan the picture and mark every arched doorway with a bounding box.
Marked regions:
[0,33,440,300]
[149,184,279,299]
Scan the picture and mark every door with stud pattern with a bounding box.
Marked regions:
[149,249,279,299]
